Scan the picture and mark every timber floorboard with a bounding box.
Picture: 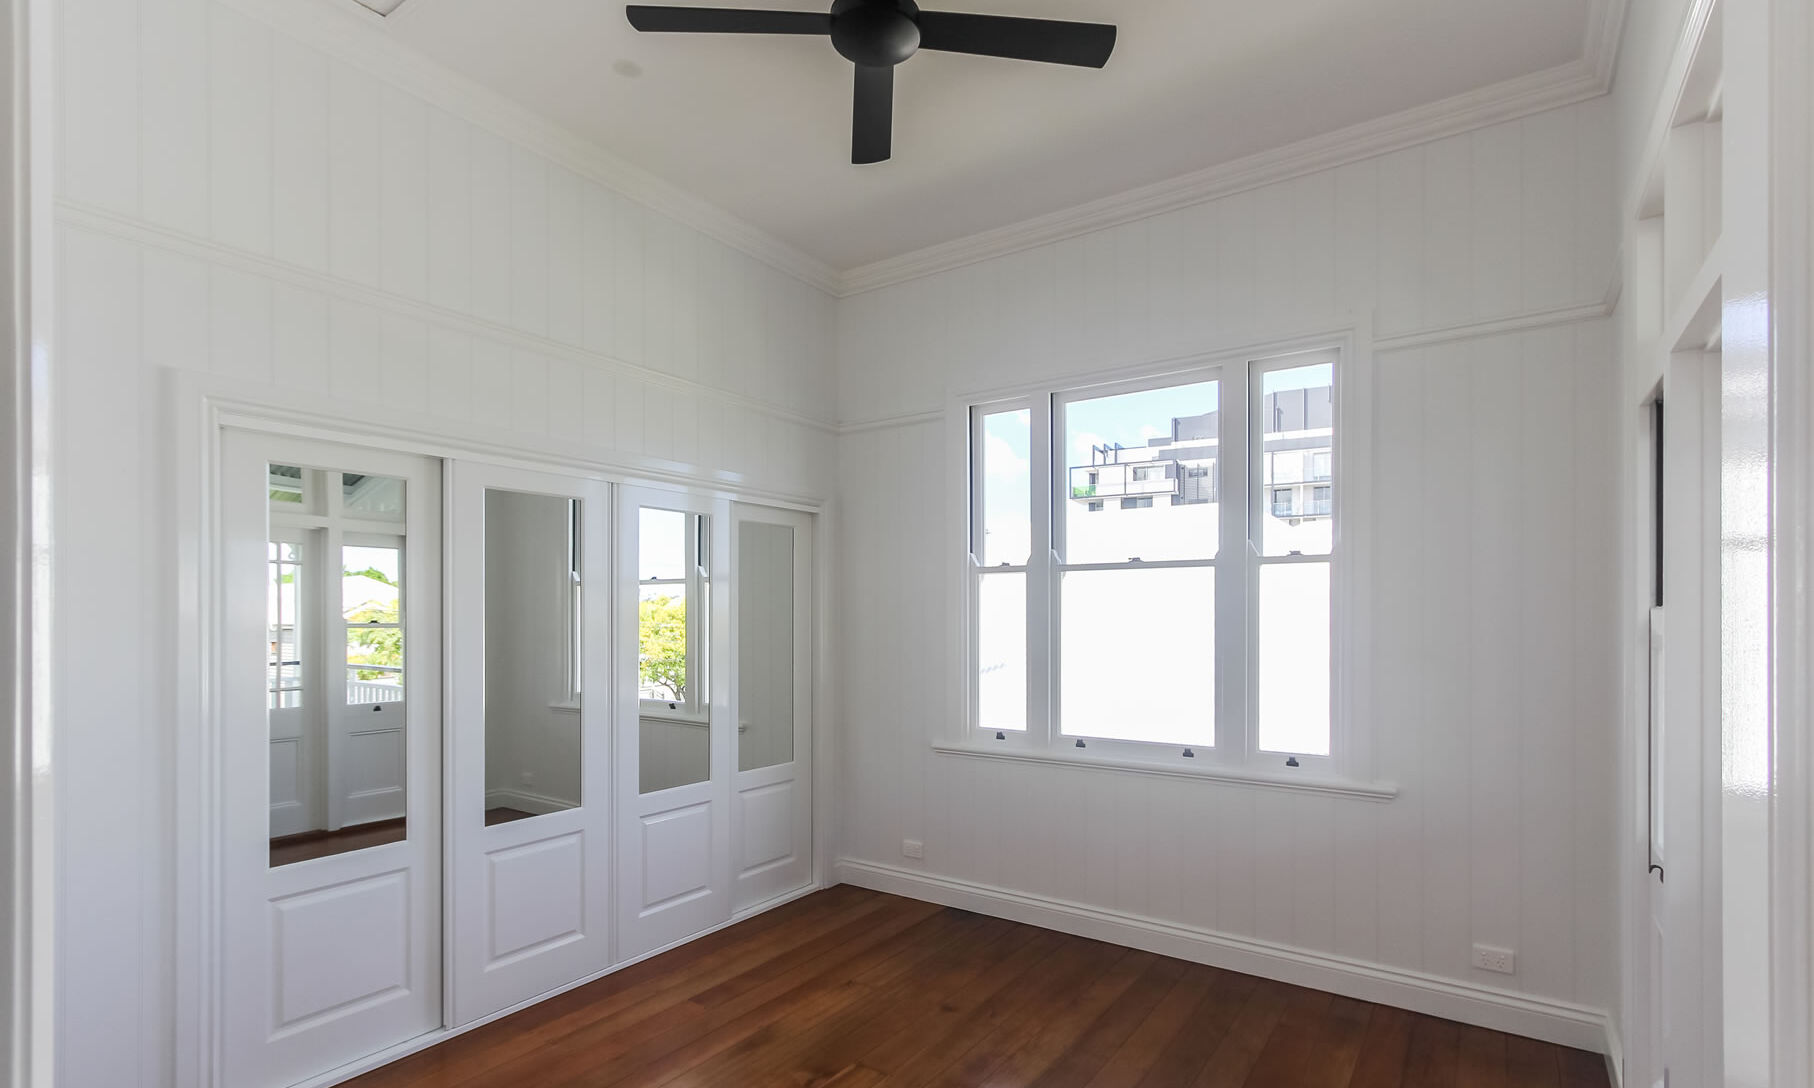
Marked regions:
[346,887,1611,1088]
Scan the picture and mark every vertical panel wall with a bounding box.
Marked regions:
[53,0,838,1084]
[833,99,1621,1025]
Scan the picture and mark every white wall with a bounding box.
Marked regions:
[52,0,837,1083]
[834,98,1622,1030]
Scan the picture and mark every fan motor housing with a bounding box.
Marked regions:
[830,0,921,67]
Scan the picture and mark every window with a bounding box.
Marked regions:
[343,542,405,706]
[966,350,1341,770]
[638,507,709,717]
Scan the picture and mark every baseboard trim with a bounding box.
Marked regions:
[834,857,1613,1055]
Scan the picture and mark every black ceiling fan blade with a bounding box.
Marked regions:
[852,64,894,165]
[625,6,831,34]
[915,11,1116,67]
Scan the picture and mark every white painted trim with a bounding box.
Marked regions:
[214,0,842,296]
[833,858,1614,1055]
[288,881,824,1088]
[1604,1019,1627,1088]
[1374,292,1621,352]
[53,203,842,436]
[840,15,1627,297]
[183,370,829,513]
[1766,0,1814,1079]
[836,296,1619,434]
[2,0,51,1078]
[929,743,1398,802]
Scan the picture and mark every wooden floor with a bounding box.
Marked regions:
[348,886,1610,1088]
[270,810,534,867]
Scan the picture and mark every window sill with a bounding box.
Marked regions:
[548,700,582,713]
[930,742,1398,802]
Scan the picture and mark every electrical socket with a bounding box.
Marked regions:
[1471,943,1516,975]
[901,839,924,860]
[520,771,535,787]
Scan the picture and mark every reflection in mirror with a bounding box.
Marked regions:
[639,508,711,793]
[268,465,412,867]
[737,522,794,772]
[484,490,584,825]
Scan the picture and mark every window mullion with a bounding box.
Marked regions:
[1219,362,1251,764]
[1028,394,1055,749]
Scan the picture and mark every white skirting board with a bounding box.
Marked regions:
[834,857,1619,1064]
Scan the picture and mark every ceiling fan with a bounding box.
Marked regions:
[624,1,1116,164]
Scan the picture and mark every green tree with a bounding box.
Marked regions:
[639,594,688,701]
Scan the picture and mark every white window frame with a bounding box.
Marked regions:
[954,340,1379,793]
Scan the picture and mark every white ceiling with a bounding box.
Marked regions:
[386,0,1598,272]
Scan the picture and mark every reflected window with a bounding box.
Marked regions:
[639,507,711,793]
[344,544,404,706]
[267,466,412,867]
[268,540,304,710]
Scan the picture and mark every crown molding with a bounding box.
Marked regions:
[215,0,845,297]
[838,0,1629,296]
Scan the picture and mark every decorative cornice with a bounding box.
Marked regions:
[216,0,845,296]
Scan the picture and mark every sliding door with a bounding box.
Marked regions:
[220,432,443,1088]
[447,462,613,1025]
[616,486,734,958]
[730,504,815,910]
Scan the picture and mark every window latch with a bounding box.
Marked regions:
[1285,756,1300,768]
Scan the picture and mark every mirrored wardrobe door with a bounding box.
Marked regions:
[446,462,613,1027]
[220,433,443,1088]
[616,485,734,961]
[730,505,816,910]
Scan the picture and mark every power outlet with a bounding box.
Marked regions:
[901,839,924,860]
[1472,943,1516,975]
[520,771,535,787]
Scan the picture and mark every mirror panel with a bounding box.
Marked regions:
[268,466,411,867]
[737,522,794,772]
[639,507,711,793]
[483,489,584,825]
